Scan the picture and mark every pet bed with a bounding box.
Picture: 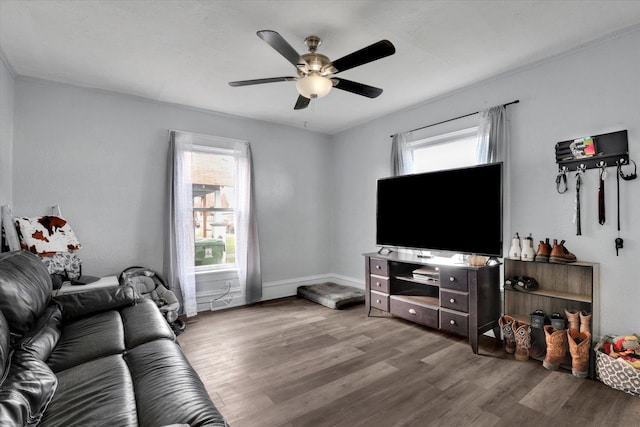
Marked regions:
[297,282,365,309]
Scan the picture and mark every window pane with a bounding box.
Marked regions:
[412,130,478,173]
[192,151,236,268]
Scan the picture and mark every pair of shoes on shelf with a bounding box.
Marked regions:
[565,308,591,334]
[536,238,577,263]
[531,310,566,329]
[515,276,538,292]
[504,276,538,292]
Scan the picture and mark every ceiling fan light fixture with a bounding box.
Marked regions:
[295,73,332,99]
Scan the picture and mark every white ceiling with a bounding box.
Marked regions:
[2,1,640,135]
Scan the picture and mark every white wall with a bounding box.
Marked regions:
[330,28,640,337]
[13,78,333,300]
[8,27,640,335]
[0,54,14,206]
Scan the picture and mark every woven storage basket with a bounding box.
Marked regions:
[595,335,640,396]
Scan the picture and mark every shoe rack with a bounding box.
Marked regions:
[503,259,600,373]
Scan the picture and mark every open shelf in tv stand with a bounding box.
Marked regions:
[364,252,501,355]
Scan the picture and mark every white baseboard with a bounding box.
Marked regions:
[195,273,363,312]
[261,274,363,301]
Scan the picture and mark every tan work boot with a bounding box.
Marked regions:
[549,239,577,263]
[543,325,567,370]
[567,329,591,378]
[565,308,580,331]
[514,322,532,361]
[534,238,551,262]
[498,315,517,354]
[579,311,592,334]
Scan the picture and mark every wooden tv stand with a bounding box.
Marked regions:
[364,252,501,354]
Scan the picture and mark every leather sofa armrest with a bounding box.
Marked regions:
[53,286,138,322]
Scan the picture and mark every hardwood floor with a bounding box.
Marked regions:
[177,297,640,427]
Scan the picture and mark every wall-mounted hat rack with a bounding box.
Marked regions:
[555,129,629,171]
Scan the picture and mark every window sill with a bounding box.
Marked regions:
[195,268,238,278]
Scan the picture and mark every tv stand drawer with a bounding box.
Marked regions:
[390,295,438,329]
[370,275,389,293]
[369,258,388,276]
[439,267,468,292]
[440,289,469,313]
[370,290,389,311]
[440,308,469,337]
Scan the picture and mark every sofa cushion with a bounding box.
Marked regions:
[0,251,52,337]
[0,349,58,426]
[39,355,137,427]
[18,304,63,362]
[14,215,81,256]
[126,339,228,427]
[46,310,126,373]
[120,298,175,348]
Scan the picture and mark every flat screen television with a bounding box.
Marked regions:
[376,162,503,257]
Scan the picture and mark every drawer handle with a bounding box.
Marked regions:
[408,308,417,315]
[376,299,381,304]
[449,277,455,282]
[376,265,381,270]
[449,298,455,303]
[450,319,456,325]
[376,282,381,287]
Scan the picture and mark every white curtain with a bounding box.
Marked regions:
[233,141,262,303]
[165,131,197,317]
[164,131,262,314]
[476,105,507,164]
[476,104,510,257]
[390,131,414,176]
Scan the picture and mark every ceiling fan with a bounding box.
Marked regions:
[229,30,396,110]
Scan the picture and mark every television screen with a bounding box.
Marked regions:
[376,162,503,257]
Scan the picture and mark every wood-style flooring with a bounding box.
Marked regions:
[177,296,640,427]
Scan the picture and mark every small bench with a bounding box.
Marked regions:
[297,282,365,309]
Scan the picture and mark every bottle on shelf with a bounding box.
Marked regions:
[509,233,521,260]
[521,233,536,262]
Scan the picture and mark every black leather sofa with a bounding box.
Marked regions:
[0,250,227,426]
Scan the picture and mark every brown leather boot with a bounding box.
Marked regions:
[567,329,591,378]
[565,308,580,331]
[543,325,567,370]
[534,238,551,262]
[579,311,591,334]
[514,322,532,361]
[549,240,577,263]
[498,315,517,354]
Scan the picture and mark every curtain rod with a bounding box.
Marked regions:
[390,99,519,138]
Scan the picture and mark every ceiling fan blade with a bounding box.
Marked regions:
[229,77,296,87]
[257,30,308,68]
[294,95,310,110]
[332,78,383,98]
[328,40,395,74]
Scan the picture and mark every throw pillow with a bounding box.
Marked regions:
[14,216,81,256]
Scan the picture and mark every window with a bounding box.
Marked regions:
[192,146,236,271]
[411,127,479,173]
